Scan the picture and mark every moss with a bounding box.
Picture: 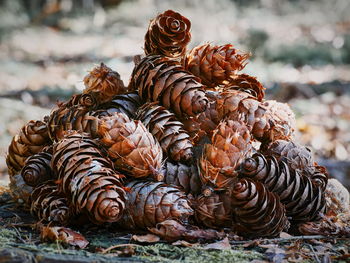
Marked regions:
[0,228,17,246]
[135,243,264,263]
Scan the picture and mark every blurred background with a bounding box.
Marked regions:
[0,0,349,188]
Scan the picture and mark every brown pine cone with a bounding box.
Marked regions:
[239,153,327,223]
[232,178,290,238]
[52,131,126,224]
[21,148,55,187]
[261,140,315,176]
[129,55,208,117]
[182,90,265,142]
[7,120,51,176]
[162,161,202,195]
[224,74,265,101]
[83,63,126,104]
[48,103,100,141]
[184,43,250,87]
[30,181,69,225]
[182,90,295,144]
[98,91,143,119]
[136,102,193,162]
[199,120,252,189]
[194,190,233,229]
[64,93,99,109]
[144,10,191,58]
[119,180,193,229]
[98,112,163,180]
[253,100,296,142]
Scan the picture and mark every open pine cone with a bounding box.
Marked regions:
[52,131,126,224]
[144,10,191,58]
[184,43,250,87]
[30,181,70,225]
[21,147,54,187]
[129,55,208,117]
[83,63,126,104]
[162,161,202,195]
[232,178,290,238]
[199,120,252,189]
[194,190,233,229]
[7,119,51,176]
[136,102,193,162]
[98,112,163,180]
[239,153,327,223]
[119,180,194,229]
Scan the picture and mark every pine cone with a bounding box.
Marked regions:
[182,90,265,142]
[239,153,327,223]
[48,103,100,141]
[224,74,265,101]
[99,91,143,119]
[199,120,252,189]
[52,131,126,224]
[184,43,250,87]
[21,148,55,187]
[261,140,315,176]
[232,178,290,238]
[129,55,208,117]
[83,63,126,104]
[65,93,99,109]
[253,100,296,142]
[162,161,202,195]
[136,102,193,162]
[119,180,193,229]
[7,120,51,176]
[194,190,233,228]
[30,181,69,225]
[183,91,295,144]
[98,112,163,180]
[144,10,191,58]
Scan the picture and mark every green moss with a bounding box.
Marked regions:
[135,243,264,263]
[0,228,17,246]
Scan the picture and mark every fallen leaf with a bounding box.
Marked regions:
[242,240,261,248]
[298,213,350,237]
[265,247,286,263]
[279,232,292,238]
[40,226,89,249]
[172,240,199,247]
[148,219,225,242]
[203,237,231,250]
[131,234,160,243]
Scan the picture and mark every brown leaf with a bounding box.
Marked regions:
[148,220,187,241]
[298,213,350,237]
[172,240,199,247]
[131,234,160,243]
[40,226,89,249]
[279,232,292,238]
[148,219,225,242]
[203,237,231,250]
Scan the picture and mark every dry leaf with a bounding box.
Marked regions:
[203,237,231,250]
[298,213,350,237]
[131,234,160,243]
[148,219,225,242]
[172,240,199,247]
[40,226,89,249]
[279,232,292,238]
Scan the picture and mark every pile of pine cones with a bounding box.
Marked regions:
[7,10,329,239]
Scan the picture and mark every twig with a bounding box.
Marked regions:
[308,244,321,263]
[230,235,333,245]
[101,243,141,254]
